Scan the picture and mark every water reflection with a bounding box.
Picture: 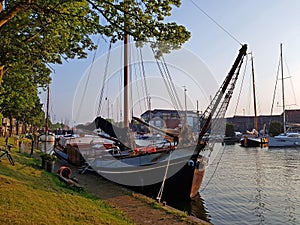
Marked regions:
[282,150,298,224]
[201,145,300,225]
[170,193,210,223]
[252,151,266,224]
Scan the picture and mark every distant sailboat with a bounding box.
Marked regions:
[268,44,300,148]
[39,85,55,150]
[240,54,268,147]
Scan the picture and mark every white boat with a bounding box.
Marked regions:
[268,123,300,148]
[268,44,300,148]
[268,131,300,148]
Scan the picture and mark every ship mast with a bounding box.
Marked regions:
[123,0,129,128]
[123,34,129,128]
[280,43,286,133]
[45,84,50,134]
[251,54,258,131]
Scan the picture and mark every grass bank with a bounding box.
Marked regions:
[0,137,133,225]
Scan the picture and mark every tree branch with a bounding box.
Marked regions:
[0,1,32,28]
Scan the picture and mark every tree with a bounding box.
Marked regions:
[0,0,190,82]
[225,122,235,137]
[0,1,100,84]
[0,70,44,135]
[0,0,190,128]
[268,121,283,137]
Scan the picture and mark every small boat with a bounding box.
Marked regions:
[240,54,268,147]
[268,131,300,148]
[55,133,105,165]
[39,85,56,153]
[240,130,268,148]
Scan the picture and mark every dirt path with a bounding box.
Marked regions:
[55,160,210,225]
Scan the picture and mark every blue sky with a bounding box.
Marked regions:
[45,0,300,125]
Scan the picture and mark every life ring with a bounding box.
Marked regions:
[58,166,72,179]
[187,160,194,167]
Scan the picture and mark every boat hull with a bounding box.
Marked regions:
[268,136,300,148]
[240,136,268,147]
[129,160,205,201]
[79,145,206,201]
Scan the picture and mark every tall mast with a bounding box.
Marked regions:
[280,43,286,133]
[251,54,258,131]
[45,84,50,134]
[124,34,129,128]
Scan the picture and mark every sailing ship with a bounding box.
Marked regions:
[39,85,55,149]
[240,54,268,147]
[78,43,248,202]
[268,44,300,148]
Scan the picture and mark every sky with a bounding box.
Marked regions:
[44,0,300,125]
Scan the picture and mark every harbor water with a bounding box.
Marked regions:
[176,143,300,224]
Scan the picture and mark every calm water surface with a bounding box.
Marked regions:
[184,144,300,225]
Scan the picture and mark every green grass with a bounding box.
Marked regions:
[0,137,133,225]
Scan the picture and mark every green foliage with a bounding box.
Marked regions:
[0,0,190,127]
[225,122,235,137]
[88,0,190,57]
[268,121,283,136]
[40,153,58,162]
[1,1,100,86]
[50,122,64,130]
[0,71,44,128]
[1,1,190,79]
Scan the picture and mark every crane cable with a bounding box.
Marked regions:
[190,0,242,46]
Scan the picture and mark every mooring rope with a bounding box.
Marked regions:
[156,151,172,202]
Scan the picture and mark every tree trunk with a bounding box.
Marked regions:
[16,120,19,135]
[9,116,13,137]
[0,65,4,85]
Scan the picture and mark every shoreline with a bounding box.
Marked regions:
[55,159,210,225]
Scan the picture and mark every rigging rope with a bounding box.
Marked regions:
[139,48,150,111]
[200,145,226,193]
[200,54,245,193]
[200,52,245,158]
[151,47,182,113]
[132,46,146,114]
[270,57,281,117]
[284,57,298,107]
[97,41,113,116]
[190,0,242,46]
[161,55,184,111]
[234,54,249,115]
[153,54,179,111]
[76,35,102,121]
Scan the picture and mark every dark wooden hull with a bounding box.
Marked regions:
[240,136,268,147]
[128,159,205,201]
[80,146,206,202]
